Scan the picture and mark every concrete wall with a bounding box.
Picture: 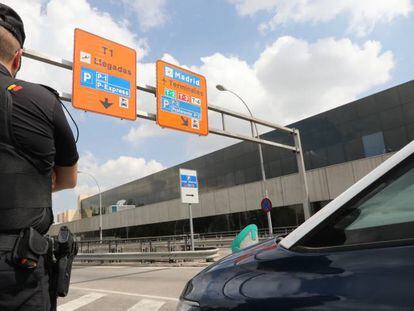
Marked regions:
[49,153,392,235]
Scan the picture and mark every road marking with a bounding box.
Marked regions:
[127,299,165,311]
[89,266,127,269]
[57,293,106,311]
[87,266,168,271]
[78,265,178,269]
[70,286,179,302]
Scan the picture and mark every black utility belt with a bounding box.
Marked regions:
[0,227,49,269]
[0,234,19,252]
[1,226,79,299]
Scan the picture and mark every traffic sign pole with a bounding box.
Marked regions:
[293,129,312,220]
[267,208,273,236]
[188,203,195,251]
[254,116,273,237]
[259,144,273,236]
[180,169,198,251]
[264,190,273,236]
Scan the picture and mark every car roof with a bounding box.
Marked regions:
[280,140,414,250]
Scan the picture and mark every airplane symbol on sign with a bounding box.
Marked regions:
[80,51,91,64]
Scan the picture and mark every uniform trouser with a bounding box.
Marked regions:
[0,251,51,311]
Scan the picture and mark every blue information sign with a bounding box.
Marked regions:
[81,67,131,97]
[261,198,272,213]
[161,96,201,120]
[180,174,198,188]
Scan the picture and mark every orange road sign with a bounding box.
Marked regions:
[156,60,208,135]
[72,28,137,120]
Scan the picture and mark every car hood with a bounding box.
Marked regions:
[181,239,348,309]
[181,238,283,302]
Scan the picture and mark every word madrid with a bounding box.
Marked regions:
[165,66,201,88]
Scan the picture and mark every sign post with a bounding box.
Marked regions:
[72,28,137,120]
[188,203,194,251]
[179,169,199,251]
[156,60,208,135]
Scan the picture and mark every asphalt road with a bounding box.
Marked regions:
[57,265,205,311]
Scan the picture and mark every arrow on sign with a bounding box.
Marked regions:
[181,116,189,126]
[100,98,113,109]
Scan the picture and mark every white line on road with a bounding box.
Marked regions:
[70,286,179,302]
[86,266,169,270]
[57,292,106,311]
[127,299,165,311]
[88,266,128,269]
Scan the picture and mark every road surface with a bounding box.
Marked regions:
[57,265,205,311]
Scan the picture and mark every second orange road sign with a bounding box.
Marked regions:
[72,29,137,120]
[156,60,208,135]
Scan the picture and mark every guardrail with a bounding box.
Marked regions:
[76,226,297,253]
[76,248,220,263]
[77,226,296,244]
[198,226,297,240]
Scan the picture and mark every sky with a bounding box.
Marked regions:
[2,0,413,215]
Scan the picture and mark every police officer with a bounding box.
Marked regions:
[0,3,79,310]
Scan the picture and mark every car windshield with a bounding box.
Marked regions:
[299,154,414,248]
[345,164,414,230]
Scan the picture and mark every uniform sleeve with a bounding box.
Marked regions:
[53,101,79,166]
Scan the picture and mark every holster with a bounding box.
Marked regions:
[12,227,49,269]
[53,226,78,297]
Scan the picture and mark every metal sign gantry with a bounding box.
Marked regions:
[22,49,312,220]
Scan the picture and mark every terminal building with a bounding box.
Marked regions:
[50,80,414,238]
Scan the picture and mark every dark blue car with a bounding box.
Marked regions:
[178,140,414,310]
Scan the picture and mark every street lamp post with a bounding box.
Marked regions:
[78,170,103,243]
[216,84,273,236]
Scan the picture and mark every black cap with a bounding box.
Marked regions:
[0,3,25,47]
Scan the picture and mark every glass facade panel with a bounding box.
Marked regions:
[280,156,297,175]
[373,88,400,110]
[268,160,282,178]
[326,143,346,166]
[344,138,364,161]
[383,127,409,152]
[309,148,328,169]
[362,132,385,157]
[407,123,414,141]
[402,103,414,125]
[380,106,404,130]
[398,80,414,104]
[356,96,377,117]
[358,114,381,135]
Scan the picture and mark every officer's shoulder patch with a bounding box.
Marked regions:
[39,84,60,100]
[7,84,23,92]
